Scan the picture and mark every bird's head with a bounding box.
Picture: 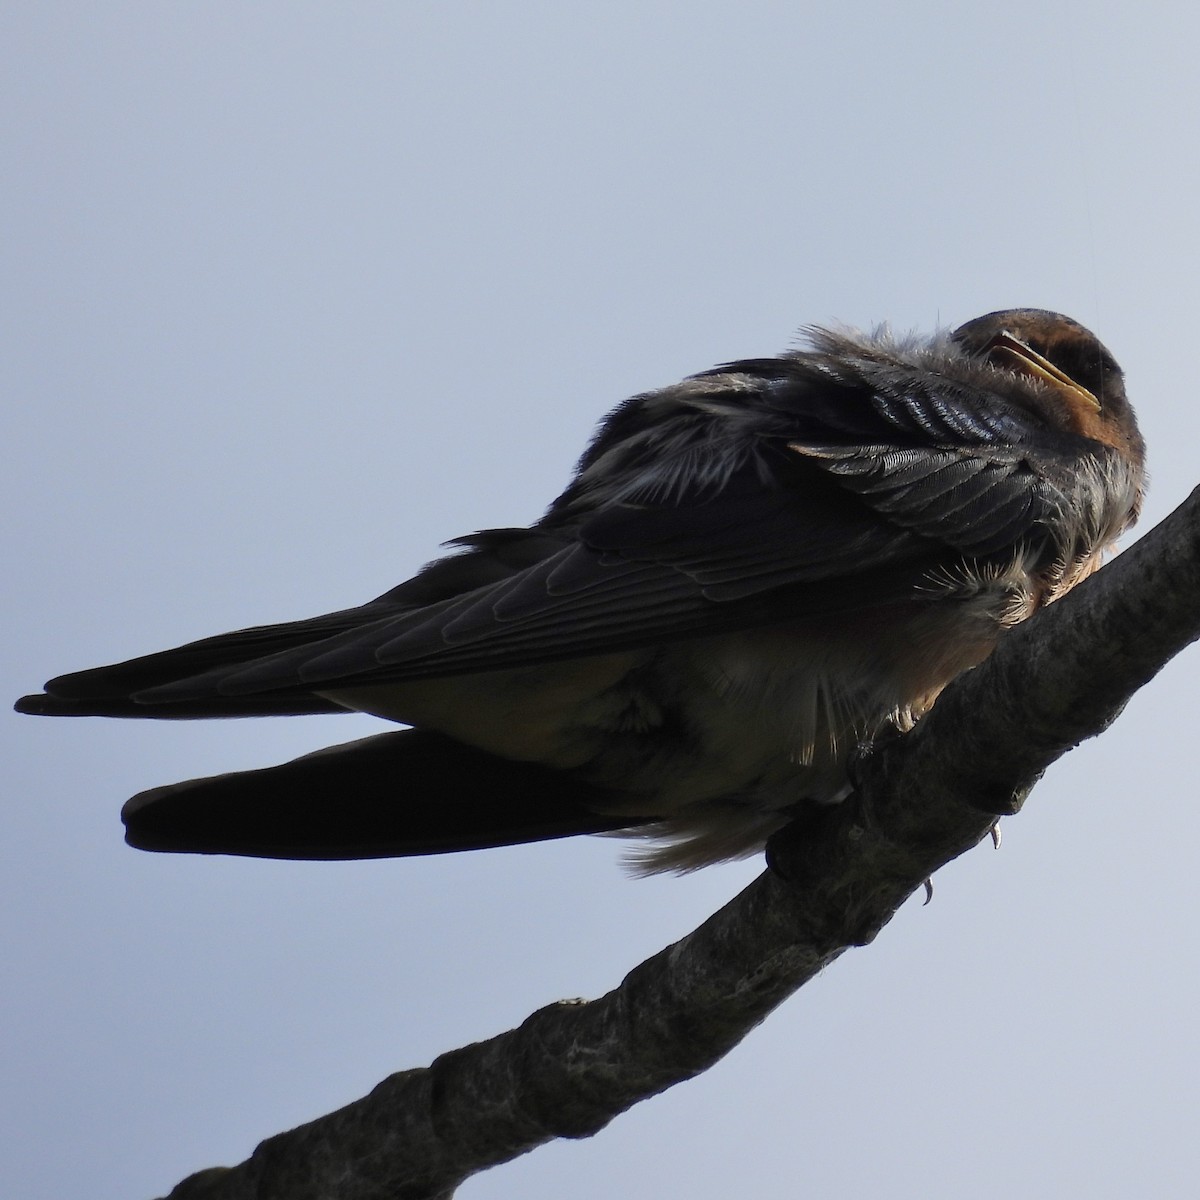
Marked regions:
[951,309,1146,480]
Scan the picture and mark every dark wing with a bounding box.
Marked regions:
[18,362,1078,716]
[15,528,565,718]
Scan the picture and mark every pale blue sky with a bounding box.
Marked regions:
[5,5,1199,1197]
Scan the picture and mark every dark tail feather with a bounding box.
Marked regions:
[121,729,647,859]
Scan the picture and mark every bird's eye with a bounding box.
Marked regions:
[1044,344,1118,407]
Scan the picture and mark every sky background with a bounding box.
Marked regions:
[5,4,1199,1198]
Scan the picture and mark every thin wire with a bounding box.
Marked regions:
[1067,42,1103,329]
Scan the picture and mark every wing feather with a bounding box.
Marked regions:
[28,360,1082,714]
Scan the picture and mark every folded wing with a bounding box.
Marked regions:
[19,361,1081,718]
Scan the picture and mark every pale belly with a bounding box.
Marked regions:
[319,594,1013,871]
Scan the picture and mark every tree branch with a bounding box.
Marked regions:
[162,486,1200,1200]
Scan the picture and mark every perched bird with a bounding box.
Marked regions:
[17,310,1145,871]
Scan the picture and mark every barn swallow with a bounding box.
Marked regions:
[17,310,1146,871]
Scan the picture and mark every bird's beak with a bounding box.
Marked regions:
[985,331,1102,412]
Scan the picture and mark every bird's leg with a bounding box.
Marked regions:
[764,800,836,883]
